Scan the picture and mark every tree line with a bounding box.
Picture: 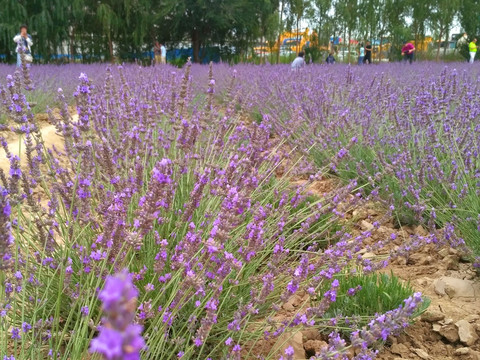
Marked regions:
[0,0,478,64]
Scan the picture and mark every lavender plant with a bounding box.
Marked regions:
[236,63,480,265]
[0,62,431,360]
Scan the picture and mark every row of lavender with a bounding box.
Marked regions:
[232,63,480,265]
[1,62,434,360]
[0,64,104,123]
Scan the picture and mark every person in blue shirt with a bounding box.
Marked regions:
[358,43,364,65]
[326,52,336,64]
[13,24,33,67]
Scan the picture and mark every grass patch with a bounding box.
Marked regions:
[320,272,430,335]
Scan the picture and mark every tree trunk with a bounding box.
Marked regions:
[296,17,300,54]
[436,27,443,61]
[108,33,114,63]
[276,0,285,64]
[70,26,75,63]
[379,35,384,63]
[444,28,449,57]
[414,20,419,55]
[192,29,201,63]
[347,28,351,64]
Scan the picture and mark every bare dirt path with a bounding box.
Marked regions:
[0,113,77,173]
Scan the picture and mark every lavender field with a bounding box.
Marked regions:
[0,62,479,360]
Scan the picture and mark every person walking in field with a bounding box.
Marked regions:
[469,38,477,63]
[358,43,365,65]
[13,24,33,67]
[154,41,162,65]
[363,41,372,64]
[291,51,305,70]
[401,41,415,64]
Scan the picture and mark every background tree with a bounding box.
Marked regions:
[408,0,431,56]
[334,0,359,61]
[0,0,28,62]
[158,0,250,63]
[384,0,410,60]
[285,0,311,54]
[0,0,476,64]
[459,0,480,37]
[430,0,459,60]
[309,0,333,49]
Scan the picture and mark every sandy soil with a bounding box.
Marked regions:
[0,113,77,174]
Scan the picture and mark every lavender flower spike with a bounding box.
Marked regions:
[90,269,145,360]
[0,187,13,270]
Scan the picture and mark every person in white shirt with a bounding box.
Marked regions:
[13,24,33,67]
[291,51,305,70]
[160,44,166,64]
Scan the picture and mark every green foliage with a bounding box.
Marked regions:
[460,0,480,36]
[157,0,279,63]
[169,56,190,68]
[320,272,430,334]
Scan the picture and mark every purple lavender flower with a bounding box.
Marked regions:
[98,272,138,311]
[11,327,20,340]
[91,328,123,359]
[0,187,13,270]
[22,322,32,333]
[90,269,145,360]
[285,345,294,359]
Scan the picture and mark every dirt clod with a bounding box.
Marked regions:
[439,324,460,343]
[421,311,446,323]
[456,319,479,346]
[303,340,327,357]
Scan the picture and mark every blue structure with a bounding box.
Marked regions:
[330,36,342,45]
[2,46,224,64]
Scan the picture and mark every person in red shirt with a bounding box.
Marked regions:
[401,42,415,64]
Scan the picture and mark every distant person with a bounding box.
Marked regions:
[13,24,33,67]
[154,41,162,65]
[363,41,372,64]
[161,43,166,64]
[401,41,415,64]
[291,51,305,70]
[469,38,477,64]
[326,52,336,64]
[358,43,365,65]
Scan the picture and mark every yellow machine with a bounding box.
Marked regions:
[409,36,433,52]
[254,28,318,55]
